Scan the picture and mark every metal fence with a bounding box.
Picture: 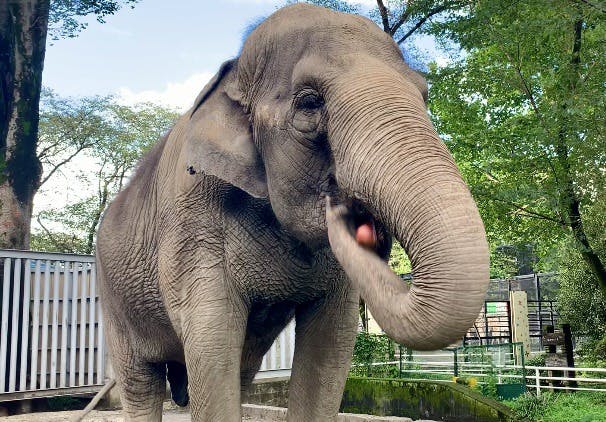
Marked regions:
[0,250,103,402]
[463,299,559,350]
[350,337,606,396]
[0,249,294,402]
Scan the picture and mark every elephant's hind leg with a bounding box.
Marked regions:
[107,324,166,422]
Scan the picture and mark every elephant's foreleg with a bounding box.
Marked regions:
[183,292,248,422]
[287,279,359,421]
[106,323,166,422]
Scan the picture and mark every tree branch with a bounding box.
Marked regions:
[376,0,391,33]
[36,214,69,252]
[395,3,455,44]
[474,191,567,226]
[38,144,88,187]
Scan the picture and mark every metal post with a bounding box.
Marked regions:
[453,348,459,377]
[563,324,577,389]
[398,345,402,378]
[535,368,541,396]
[536,273,543,346]
[484,301,489,344]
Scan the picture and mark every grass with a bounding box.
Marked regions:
[504,391,606,422]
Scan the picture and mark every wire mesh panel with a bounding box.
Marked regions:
[0,250,104,399]
[454,342,526,398]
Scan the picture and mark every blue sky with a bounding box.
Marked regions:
[43,0,286,108]
[43,1,384,109]
[42,0,434,111]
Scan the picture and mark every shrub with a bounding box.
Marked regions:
[351,332,398,378]
[504,392,555,421]
[505,392,606,422]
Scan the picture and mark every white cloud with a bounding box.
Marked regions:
[350,0,378,6]
[116,72,214,112]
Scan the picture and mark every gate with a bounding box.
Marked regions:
[0,250,104,401]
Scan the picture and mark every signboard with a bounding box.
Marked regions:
[542,332,566,346]
[545,353,568,367]
[509,291,531,359]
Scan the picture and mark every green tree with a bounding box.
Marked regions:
[0,0,138,249]
[293,0,469,47]
[32,95,178,254]
[37,88,114,187]
[427,0,606,295]
[557,197,606,340]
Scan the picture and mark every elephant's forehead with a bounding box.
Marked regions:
[238,5,407,100]
[238,5,404,89]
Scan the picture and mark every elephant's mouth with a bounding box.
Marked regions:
[338,198,392,261]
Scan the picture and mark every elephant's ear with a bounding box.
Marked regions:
[185,59,268,198]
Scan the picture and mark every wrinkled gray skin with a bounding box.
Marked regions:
[96,4,489,422]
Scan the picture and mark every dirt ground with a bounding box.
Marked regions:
[0,408,191,422]
[0,407,270,422]
[0,403,434,421]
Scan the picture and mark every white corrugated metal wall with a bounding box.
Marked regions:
[0,249,294,401]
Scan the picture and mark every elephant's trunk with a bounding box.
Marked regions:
[325,60,489,350]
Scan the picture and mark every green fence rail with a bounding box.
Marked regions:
[349,333,527,400]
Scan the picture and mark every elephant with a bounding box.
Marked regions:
[96,4,489,422]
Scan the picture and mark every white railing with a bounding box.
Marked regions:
[356,354,606,394]
[0,249,104,400]
[0,249,294,401]
[523,365,606,395]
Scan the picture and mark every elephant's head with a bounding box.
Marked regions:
[182,4,489,350]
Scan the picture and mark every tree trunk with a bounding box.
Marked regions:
[85,179,110,255]
[556,13,606,296]
[0,0,49,249]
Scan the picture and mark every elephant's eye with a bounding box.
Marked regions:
[295,92,324,111]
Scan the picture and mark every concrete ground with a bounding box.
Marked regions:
[0,403,436,422]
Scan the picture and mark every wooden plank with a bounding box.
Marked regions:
[0,258,11,392]
[50,260,61,389]
[8,259,21,392]
[60,262,71,387]
[39,260,51,389]
[29,260,42,390]
[87,264,97,385]
[69,265,79,387]
[78,267,88,386]
[18,260,31,391]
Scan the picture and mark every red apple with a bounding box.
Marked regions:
[355,221,377,249]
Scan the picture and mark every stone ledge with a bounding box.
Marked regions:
[242,404,415,422]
